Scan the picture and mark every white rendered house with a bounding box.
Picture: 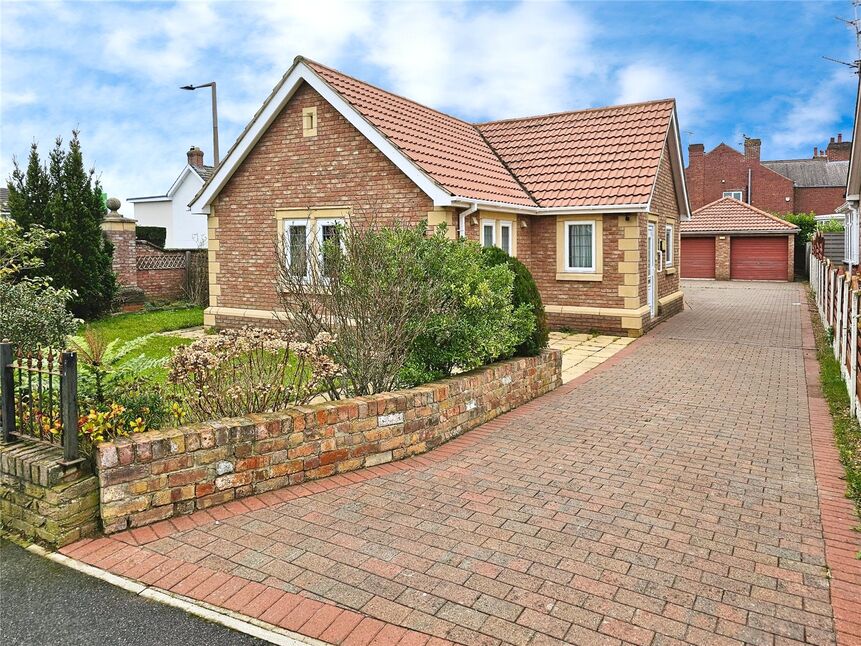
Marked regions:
[127,147,211,249]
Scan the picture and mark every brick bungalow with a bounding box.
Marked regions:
[190,57,691,337]
[680,197,798,281]
[686,136,849,216]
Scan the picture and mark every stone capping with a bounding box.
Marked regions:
[96,349,562,533]
[0,440,99,547]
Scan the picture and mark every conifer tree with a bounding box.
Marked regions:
[7,131,116,318]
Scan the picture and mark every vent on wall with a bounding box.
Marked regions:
[302,106,317,137]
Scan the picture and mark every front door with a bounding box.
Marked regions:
[647,223,657,318]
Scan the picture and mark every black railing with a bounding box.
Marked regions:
[0,342,80,464]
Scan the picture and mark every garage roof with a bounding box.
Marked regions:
[682,197,800,235]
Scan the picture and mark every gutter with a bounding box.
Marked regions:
[680,229,800,236]
[450,198,649,216]
[458,203,478,238]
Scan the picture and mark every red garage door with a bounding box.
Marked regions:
[681,237,716,278]
[730,236,788,281]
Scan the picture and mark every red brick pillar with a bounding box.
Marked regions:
[102,197,145,311]
[716,236,731,280]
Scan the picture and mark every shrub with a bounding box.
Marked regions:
[7,132,117,319]
[401,240,535,386]
[277,219,455,396]
[781,212,817,242]
[0,281,79,351]
[136,226,167,248]
[167,326,338,422]
[481,246,549,356]
[816,218,845,234]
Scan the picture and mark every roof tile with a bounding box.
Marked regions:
[307,59,674,209]
[682,197,800,233]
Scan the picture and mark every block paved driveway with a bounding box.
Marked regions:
[68,281,838,645]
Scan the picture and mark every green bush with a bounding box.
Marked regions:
[400,239,535,386]
[481,246,549,356]
[0,281,79,350]
[816,218,845,234]
[136,226,167,248]
[781,212,817,242]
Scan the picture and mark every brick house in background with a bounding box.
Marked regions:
[189,56,691,337]
[685,136,849,215]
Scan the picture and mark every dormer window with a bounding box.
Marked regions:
[302,107,317,137]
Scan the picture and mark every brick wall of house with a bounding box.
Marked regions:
[795,186,846,215]
[96,350,562,533]
[686,143,795,214]
[650,144,682,302]
[211,82,435,320]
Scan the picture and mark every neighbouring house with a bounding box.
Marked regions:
[680,197,798,281]
[686,136,849,216]
[840,77,861,271]
[127,147,211,248]
[189,56,691,337]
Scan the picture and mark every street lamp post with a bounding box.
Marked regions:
[180,81,220,165]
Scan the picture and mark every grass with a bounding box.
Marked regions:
[79,306,204,380]
[807,289,861,524]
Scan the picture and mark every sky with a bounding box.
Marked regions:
[2,0,860,209]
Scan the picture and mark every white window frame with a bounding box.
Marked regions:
[665,223,674,267]
[563,220,596,273]
[481,219,496,248]
[723,190,743,201]
[316,218,346,278]
[499,221,513,255]
[283,218,311,280]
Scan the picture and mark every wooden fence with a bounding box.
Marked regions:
[809,239,861,420]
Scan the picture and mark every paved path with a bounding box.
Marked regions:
[64,281,845,645]
[0,539,265,646]
[548,332,635,383]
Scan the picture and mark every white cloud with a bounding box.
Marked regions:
[615,62,707,123]
[363,1,604,120]
[771,68,856,153]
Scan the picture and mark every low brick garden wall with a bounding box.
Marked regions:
[97,349,561,533]
[0,442,99,547]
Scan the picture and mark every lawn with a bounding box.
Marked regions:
[80,306,204,377]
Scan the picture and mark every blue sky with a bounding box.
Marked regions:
[2,0,859,209]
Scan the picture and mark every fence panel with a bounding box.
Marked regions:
[0,343,80,464]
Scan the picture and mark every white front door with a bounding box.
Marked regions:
[647,223,657,318]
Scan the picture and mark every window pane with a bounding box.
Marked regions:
[483,224,494,248]
[500,226,510,253]
[568,223,593,269]
[288,225,307,277]
[666,227,673,264]
[321,224,341,277]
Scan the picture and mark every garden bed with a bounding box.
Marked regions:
[96,349,561,533]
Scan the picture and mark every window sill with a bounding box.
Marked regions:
[665,267,676,275]
[556,272,602,282]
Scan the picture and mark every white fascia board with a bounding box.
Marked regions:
[644,109,691,220]
[190,62,453,213]
[681,229,799,236]
[451,199,648,216]
[167,165,204,198]
[127,195,171,203]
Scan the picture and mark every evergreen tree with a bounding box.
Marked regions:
[7,131,116,319]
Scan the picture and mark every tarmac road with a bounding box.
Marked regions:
[0,538,268,646]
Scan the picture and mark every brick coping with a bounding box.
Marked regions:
[802,292,861,646]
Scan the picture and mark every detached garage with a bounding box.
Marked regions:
[680,197,799,281]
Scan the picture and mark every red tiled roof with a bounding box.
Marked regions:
[307,61,536,207]
[306,59,675,209]
[478,101,675,207]
[682,197,799,233]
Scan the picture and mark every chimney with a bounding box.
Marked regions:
[813,146,818,158]
[826,135,852,161]
[743,137,761,162]
[688,143,704,158]
[686,144,705,209]
[187,146,204,168]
